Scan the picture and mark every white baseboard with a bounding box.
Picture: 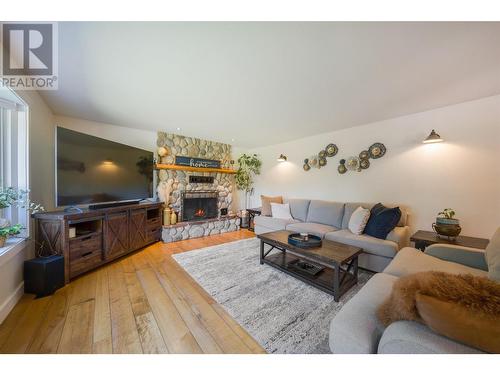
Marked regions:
[0,282,24,324]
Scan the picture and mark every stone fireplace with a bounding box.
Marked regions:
[181,191,218,222]
[156,132,240,243]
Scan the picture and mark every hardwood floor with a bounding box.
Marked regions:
[0,229,265,354]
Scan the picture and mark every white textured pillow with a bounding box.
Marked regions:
[271,202,293,220]
[348,206,371,235]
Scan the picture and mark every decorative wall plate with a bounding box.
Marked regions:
[360,159,370,169]
[346,156,361,171]
[359,150,369,160]
[309,156,319,168]
[318,157,327,167]
[368,143,386,159]
[325,144,338,157]
[338,164,347,174]
[318,150,326,159]
[303,163,311,171]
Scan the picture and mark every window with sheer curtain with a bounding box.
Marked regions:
[0,93,29,241]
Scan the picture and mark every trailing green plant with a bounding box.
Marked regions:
[0,187,44,213]
[0,224,23,238]
[235,154,262,209]
[438,208,456,219]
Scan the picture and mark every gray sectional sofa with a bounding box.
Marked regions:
[254,199,410,272]
[329,227,500,354]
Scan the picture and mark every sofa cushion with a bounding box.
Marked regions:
[329,273,398,354]
[485,227,500,281]
[378,321,483,354]
[348,206,371,235]
[285,222,339,239]
[288,199,310,222]
[254,215,299,231]
[383,247,488,278]
[342,202,408,229]
[306,200,345,228]
[270,202,293,220]
[260,195,283,216]
[325,229,398,258]
[386,226,411,249]
[342,202,374,229]
[364,203,401,240]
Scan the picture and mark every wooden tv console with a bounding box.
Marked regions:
[33,201,163,283]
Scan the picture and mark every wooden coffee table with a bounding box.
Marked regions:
[257,230,363,301]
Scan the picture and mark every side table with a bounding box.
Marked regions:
[410,230,489,251]
[246,208,261,232]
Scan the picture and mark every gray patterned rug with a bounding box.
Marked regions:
[173,238,373,354]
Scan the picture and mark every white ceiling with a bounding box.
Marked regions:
[41,22,500,147]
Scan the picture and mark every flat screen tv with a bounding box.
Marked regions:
[56,127,154,207]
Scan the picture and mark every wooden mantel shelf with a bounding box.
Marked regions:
[155,163,237,174]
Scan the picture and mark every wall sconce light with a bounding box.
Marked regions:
[102,159,114,166]
[277,154,287,162]
[423,129,444,144]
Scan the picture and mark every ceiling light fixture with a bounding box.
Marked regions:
[277,154,287,162]
[423,129,443,144]
[176,127,181,131]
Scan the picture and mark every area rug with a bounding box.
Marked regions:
[172,237,373,354]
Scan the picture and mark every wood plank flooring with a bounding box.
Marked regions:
[0,229,265,354]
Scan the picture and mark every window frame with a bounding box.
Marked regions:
[0,88,30,252]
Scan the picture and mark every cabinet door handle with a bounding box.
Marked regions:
[81,251,93,258]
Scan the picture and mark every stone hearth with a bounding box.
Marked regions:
[162,215,240,243]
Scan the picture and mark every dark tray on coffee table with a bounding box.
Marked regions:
[288,233,322,248]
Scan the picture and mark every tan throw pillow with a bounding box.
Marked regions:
[416,293,500,353]
[261,195,283,216]
[377,271,500,353]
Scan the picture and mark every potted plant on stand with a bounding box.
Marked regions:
[235,154,262,227]
[0,187,44,248]
[433,208,461,239]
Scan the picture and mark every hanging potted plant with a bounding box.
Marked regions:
[235,154,262,212]
[433,208,461,239]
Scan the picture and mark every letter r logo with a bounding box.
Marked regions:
[2,23,53,75]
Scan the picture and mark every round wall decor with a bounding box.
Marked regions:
[368,143,386,159]
[360,159,370,169]
[325,144,338,157]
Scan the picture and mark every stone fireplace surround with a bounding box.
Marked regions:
[156,132,240,243]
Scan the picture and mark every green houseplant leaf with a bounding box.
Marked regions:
[235,154,262,209]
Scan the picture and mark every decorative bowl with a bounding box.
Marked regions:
[432,223,461,238]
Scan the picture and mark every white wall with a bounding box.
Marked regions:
[55,115,157,152]
[246,95,500,239]
[0,90,55,322]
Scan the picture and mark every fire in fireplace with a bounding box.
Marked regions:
[181,191,219,222]
[194,208,206,218]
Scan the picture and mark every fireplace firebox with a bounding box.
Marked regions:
[181,191,219,222]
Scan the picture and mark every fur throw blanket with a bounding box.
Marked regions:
[377,271,500,327]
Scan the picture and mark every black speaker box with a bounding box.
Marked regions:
[24,255,65,297]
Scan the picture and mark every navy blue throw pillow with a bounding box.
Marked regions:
[363,203,401,239]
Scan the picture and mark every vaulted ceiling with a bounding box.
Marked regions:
[40,22,500,147]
